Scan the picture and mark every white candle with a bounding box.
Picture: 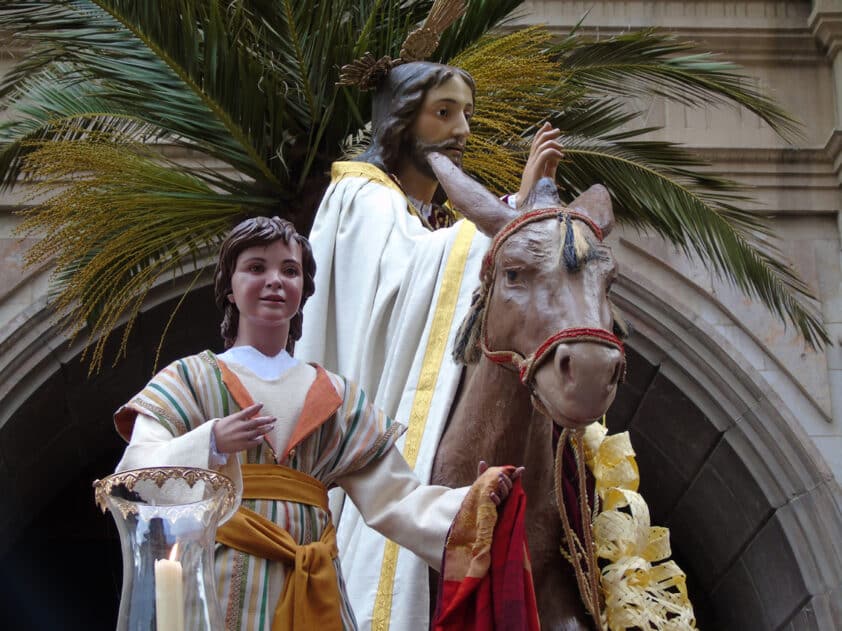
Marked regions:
[154,545,185,631]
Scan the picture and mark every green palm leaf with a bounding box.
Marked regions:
[552,28,801,140]
[0,65,172,189]
[14,138,274,369]
[556,141,824,345]
[0,0,289,185]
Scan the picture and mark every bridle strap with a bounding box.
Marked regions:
[520,327,625,385]
[482,326,625,387]
[481,207,604,282]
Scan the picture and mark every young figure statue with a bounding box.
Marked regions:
[113,216,523,631]
[296,60,562,629]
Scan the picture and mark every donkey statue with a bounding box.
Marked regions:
[428,152,627,630]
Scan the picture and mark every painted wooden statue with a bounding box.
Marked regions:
[297,2,696,629]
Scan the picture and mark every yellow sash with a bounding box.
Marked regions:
[216,464,341,631]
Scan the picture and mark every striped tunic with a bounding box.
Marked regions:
[114,350,406,630]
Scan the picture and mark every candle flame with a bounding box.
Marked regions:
[169,543,179,562]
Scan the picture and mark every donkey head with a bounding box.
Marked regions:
[439,162,626,428]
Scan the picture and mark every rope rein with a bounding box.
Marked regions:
[554,429,606,630]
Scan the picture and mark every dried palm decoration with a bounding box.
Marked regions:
[400,0,466,61]
[336,52,396,91]
[338,0,467,90]
[14,134,243,371]
[582,423,698,630]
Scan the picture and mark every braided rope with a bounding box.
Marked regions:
[480,207,604,284]
[520,327,624,385]
[555,429,606,630]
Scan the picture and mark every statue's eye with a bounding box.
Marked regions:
[505,269,519,282]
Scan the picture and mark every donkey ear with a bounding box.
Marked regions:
[524,176,562,210]
[568,184,615,236]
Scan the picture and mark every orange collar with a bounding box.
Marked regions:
[217,359,343,463]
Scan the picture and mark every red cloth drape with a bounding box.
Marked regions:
[433,479,540,631]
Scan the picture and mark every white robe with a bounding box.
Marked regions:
[297,162,490,630]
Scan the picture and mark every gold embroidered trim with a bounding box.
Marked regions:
[331,161,403,194]
[228,547,247,631]
[134,399,186,435]
[330,161,429,228]
[199,349,216,366]
[371,219,477,631]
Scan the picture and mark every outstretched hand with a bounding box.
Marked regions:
[213,402,276,454]
[477,460,526,506]
[516,122,564,208]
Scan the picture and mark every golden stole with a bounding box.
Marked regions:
[216,464,341,631]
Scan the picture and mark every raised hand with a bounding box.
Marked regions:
[477,459,526,506]
[516,122,564,208]
[213,402,276,454]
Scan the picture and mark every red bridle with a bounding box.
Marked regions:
[478,207,625,387]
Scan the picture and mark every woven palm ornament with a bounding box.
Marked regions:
[337,0,467,90]
[582,424,698,629]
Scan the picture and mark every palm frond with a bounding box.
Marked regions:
[455,27,562,195]
[207,0,428,186]
[0,66,164,189]
[556,141,827,347]
[13,138,275,372]
[552,29,802,141]
[0,0,281,185]
[548,98,632,139]
[263,0,366,186]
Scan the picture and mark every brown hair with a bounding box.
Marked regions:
[214,216,316,353]
[355,61,475,174]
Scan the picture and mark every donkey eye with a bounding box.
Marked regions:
[505,269,519,282]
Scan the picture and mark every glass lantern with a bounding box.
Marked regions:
[94,467,237,631]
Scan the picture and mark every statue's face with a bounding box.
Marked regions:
[229,239,304,344]
[409,75,474,168]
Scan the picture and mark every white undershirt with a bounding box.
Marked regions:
[217,345,299,380]
[407,195,433,223]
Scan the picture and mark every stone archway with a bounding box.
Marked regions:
[605,275,842,629]
[0,274,840,630]
[0,282,221,631]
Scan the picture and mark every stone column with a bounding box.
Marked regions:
[810,0,842,178]
[810,1,842,431]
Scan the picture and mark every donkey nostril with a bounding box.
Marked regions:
[558,354,572,377]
